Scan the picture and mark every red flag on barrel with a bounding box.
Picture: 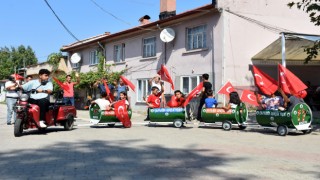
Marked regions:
[217,81,235,95]
[183,82,203,107]
[52,77,70,93]
[252,66,278,95]
[114,100,131,128]
[240,90,259,106]
[157,64,174,90]
[103,80,115,102]
[278,64,307,96]
[120,75,135,92]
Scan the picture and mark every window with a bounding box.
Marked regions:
[71,63,79,69]
[186,25,207,50]
[114,43,125,63]
[137,79,152,102]
[181,75,202,94]
[143,37,156,58]
[89,50,98,65]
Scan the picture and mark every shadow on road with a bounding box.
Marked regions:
[0,139,256,179]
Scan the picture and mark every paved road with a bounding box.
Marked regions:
[0,104,320,180]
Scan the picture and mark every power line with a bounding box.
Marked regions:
[43,0,80,41]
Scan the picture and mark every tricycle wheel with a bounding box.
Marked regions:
[108,123,115,127]
[64,116,74,130]
[222,121,232,131]
[238,125,247,130]
[14,118,23,137]
[277,125,288,136]
[173,119,183,128]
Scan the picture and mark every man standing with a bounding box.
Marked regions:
[5,75,19,125]
[21,69,53,128]
[63,73,80,106]
[197,73,212,121]
[116,78,129,100]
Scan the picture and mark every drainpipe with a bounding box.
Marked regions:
[281,32,286,67]
[220,8,226,105]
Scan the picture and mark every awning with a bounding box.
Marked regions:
[252,35,320,65]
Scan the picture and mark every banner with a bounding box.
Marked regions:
[217,81,235,95]
[120,75,135,92]
[183,82,203,107]
[252,66,278,95]
[157,64,174,90]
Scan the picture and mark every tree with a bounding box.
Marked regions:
[288,0,320,63]
[0,45,38,80]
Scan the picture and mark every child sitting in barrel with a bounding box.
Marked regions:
[145,84,164,120]
[91,92,112,111]
[167,90,185,108]
[205,89,218,108]
[223,91,241,111]
[111,91,130,110]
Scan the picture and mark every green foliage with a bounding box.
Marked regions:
[288,0,320,63]
[0,45,38,80]
[47,52,63,71]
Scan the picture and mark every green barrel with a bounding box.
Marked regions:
[201,103,247,124]
[89,104,132,123]
[149,108,185,122]
[256,103,312,130]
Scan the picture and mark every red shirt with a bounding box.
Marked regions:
[63,82,75,97]
[167,95,185,107]
[147,93,161,108]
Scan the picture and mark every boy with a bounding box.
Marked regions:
[145,83,164,120]
[91,92,111,111]
[167,90,185,108]
[205,89,217,108]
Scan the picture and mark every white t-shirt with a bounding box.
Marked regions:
[94,99,111,110]
[151,81,161,91]
[5,81,19,98]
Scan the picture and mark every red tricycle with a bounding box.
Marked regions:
[13,91,76,137]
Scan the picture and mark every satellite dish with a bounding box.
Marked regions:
[160,28,175,43]
[70,53,81,63]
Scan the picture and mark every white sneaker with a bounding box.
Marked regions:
[39,121,47,128]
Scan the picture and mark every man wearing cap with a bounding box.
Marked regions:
[145,83,164,120]
[5,75,19,125]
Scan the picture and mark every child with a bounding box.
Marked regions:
[204,89,217,108]
[91,92,111,111]
[167,90,185,108]
[223,91,241,111]
[111,91,130,110]
[145,85,164,120]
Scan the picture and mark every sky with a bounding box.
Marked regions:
[0,0,212,62]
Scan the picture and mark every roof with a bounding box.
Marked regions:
[252,35,320,64]
[61,4,216,52]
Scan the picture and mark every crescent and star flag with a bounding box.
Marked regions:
[252,66,278,95]
[114,99,131,128]
[157,64,174,90]
[183,82,203,107]
[278,64,307,95]
[120,75,135,92]
[240,90,259,106]
[217,81,235,95]
[12,74,24,80]
[103,80,115,102]
[52,77,70,93]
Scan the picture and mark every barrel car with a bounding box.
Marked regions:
[148,107,186,128]
[89,104,132,128]
[256,103,312,136]
[200,103,248,130]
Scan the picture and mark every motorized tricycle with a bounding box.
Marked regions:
[200,103,248,130]
[14,90,76,137]
[89,103,132,128]
[256,103,313,136]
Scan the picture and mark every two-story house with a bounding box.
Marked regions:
[61,0,320,110]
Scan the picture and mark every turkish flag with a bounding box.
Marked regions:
[217,81,235,95]
[278,64,307,95]
[252,66,278,95]
[103,80,115,102]
[240,90,259,106]
[157,64,174,90]
[167,95,179,107]
[52,77,70,93]
[183,82,203,107]
[120,75,135,92]
[114,100,131,128]
[12,74,24,80]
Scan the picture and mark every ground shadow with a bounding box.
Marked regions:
[0,139,256,179]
